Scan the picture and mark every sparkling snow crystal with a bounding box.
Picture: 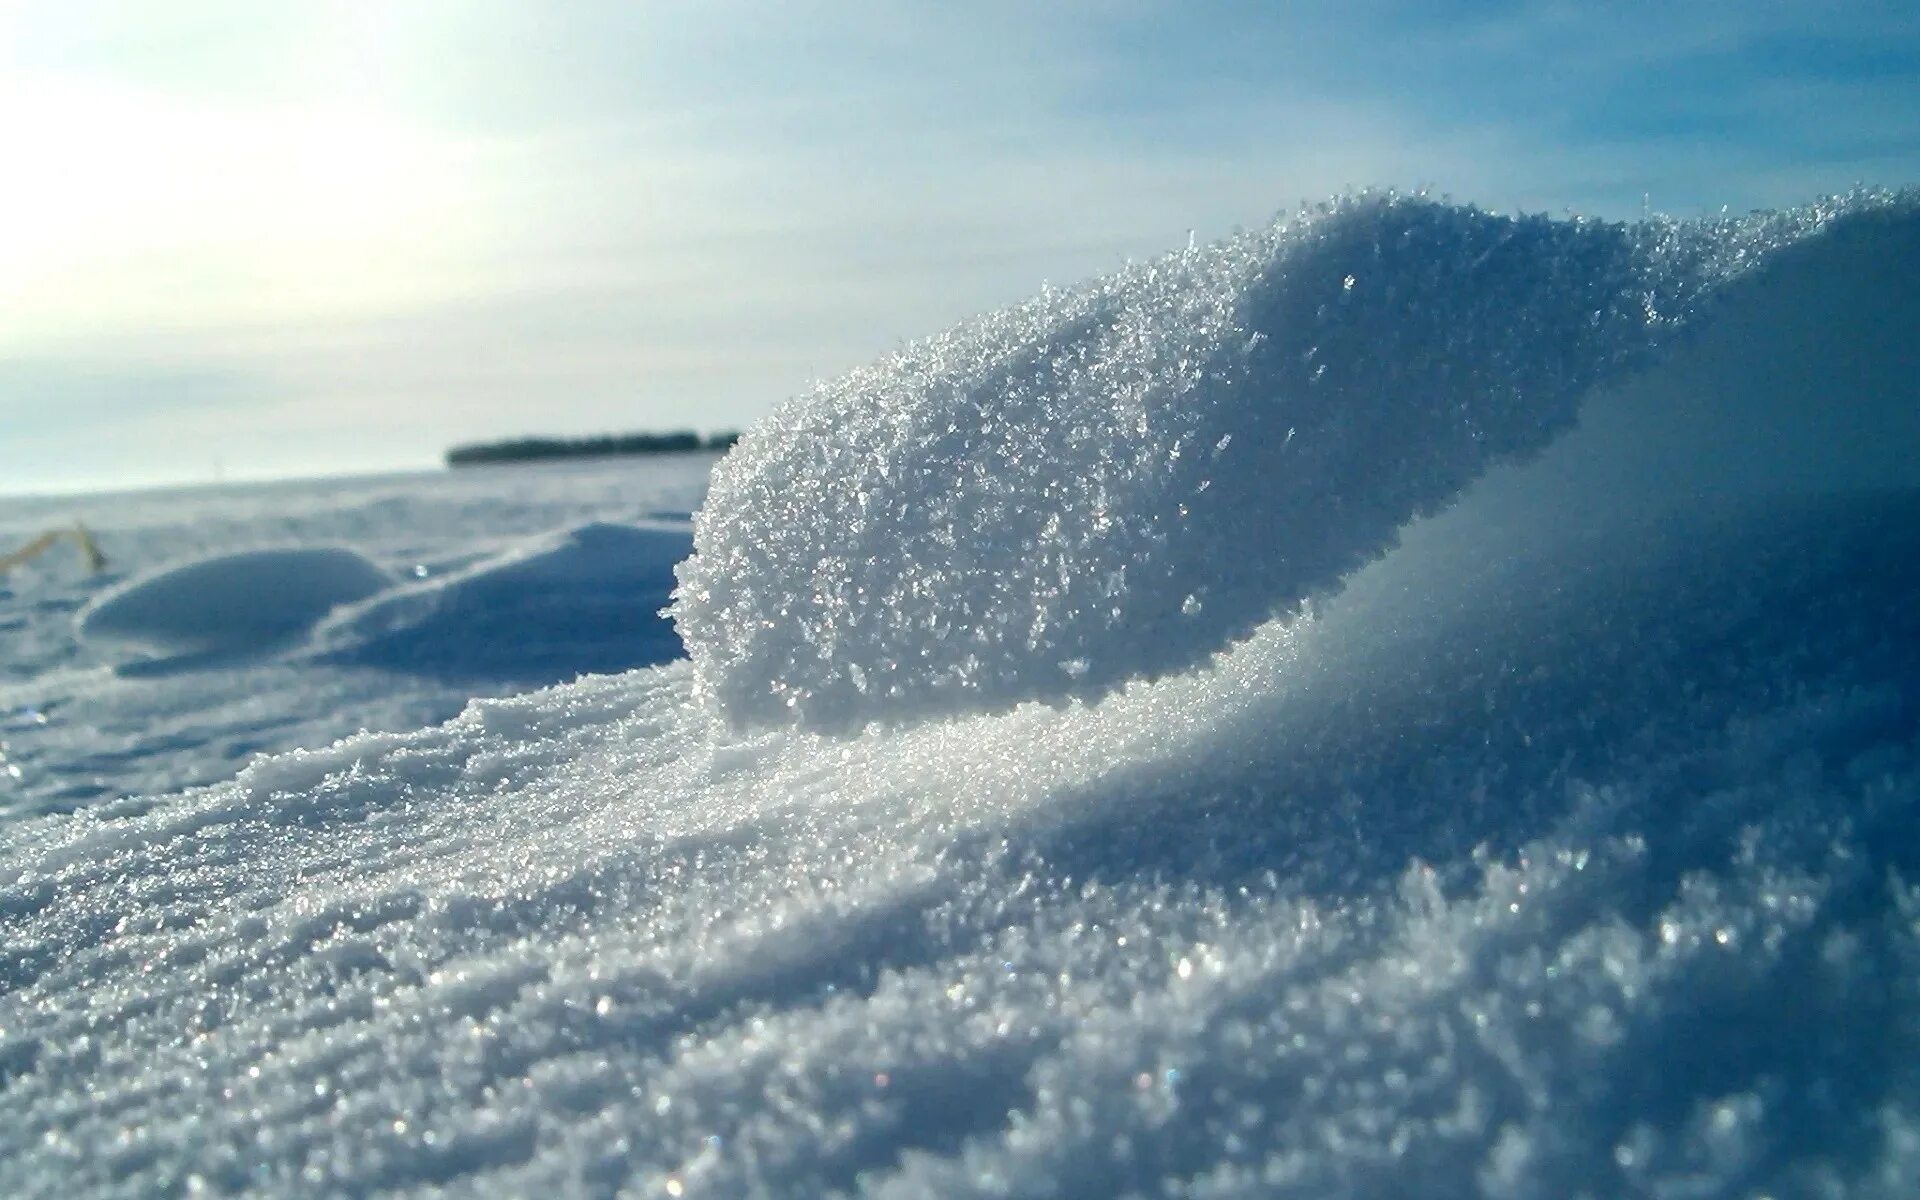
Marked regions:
[3,190,1917,1199]
[673,192,1857,733]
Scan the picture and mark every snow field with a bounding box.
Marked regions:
[2,192,1918,1196]
[0,459,714,816]
[4,485,1918,1197]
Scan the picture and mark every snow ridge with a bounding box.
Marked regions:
[673,191,1883,733]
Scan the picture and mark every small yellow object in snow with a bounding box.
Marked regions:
[0,523,106,574]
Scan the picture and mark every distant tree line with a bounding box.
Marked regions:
[446,430,742,467]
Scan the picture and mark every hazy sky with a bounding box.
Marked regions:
[4,1,1917,495]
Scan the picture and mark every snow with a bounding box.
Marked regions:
[0,457,717,815]
[672,192,1860,734]
[312,518,693,684]
[2,192,1919,1198]
[78,547,393,661]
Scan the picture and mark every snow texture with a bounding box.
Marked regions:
[77,547,392,659]
[673,191,1861,733]
[313,519,692,684]
[1,192,1918,1199]
[0,458,717,815]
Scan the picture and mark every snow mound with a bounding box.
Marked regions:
[76,547,392,659]
[673,191,1874,733]
[314,519,691,684]
[4,489,1918,1197]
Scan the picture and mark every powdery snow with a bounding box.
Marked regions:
[672,191,1870,735]
[0,458,717,815]
[77,547,392,660]
[5,488,1918,1197]
[1,193,1917,1198]
[312,518,693,684]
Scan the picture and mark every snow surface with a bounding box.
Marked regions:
[313,519,692,684]
[78,547,393,660]
[0,458,716,815]
[2,193,1919,1198]
[673,192,1861,734]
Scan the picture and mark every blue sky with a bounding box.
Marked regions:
[3,1,1917,495]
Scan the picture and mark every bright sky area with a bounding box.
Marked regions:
[3,0,1918,495]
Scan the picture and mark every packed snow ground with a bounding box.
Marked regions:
[2,193,1918,1198]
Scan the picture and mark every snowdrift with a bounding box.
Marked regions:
[672,192,1874,733]
[313,519,692,685]
[69,519,693,687]
[76,547,392,661]
[3,191,1919,1197]
[0,472,712,818]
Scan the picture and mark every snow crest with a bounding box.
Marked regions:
[673,192,1864,733]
